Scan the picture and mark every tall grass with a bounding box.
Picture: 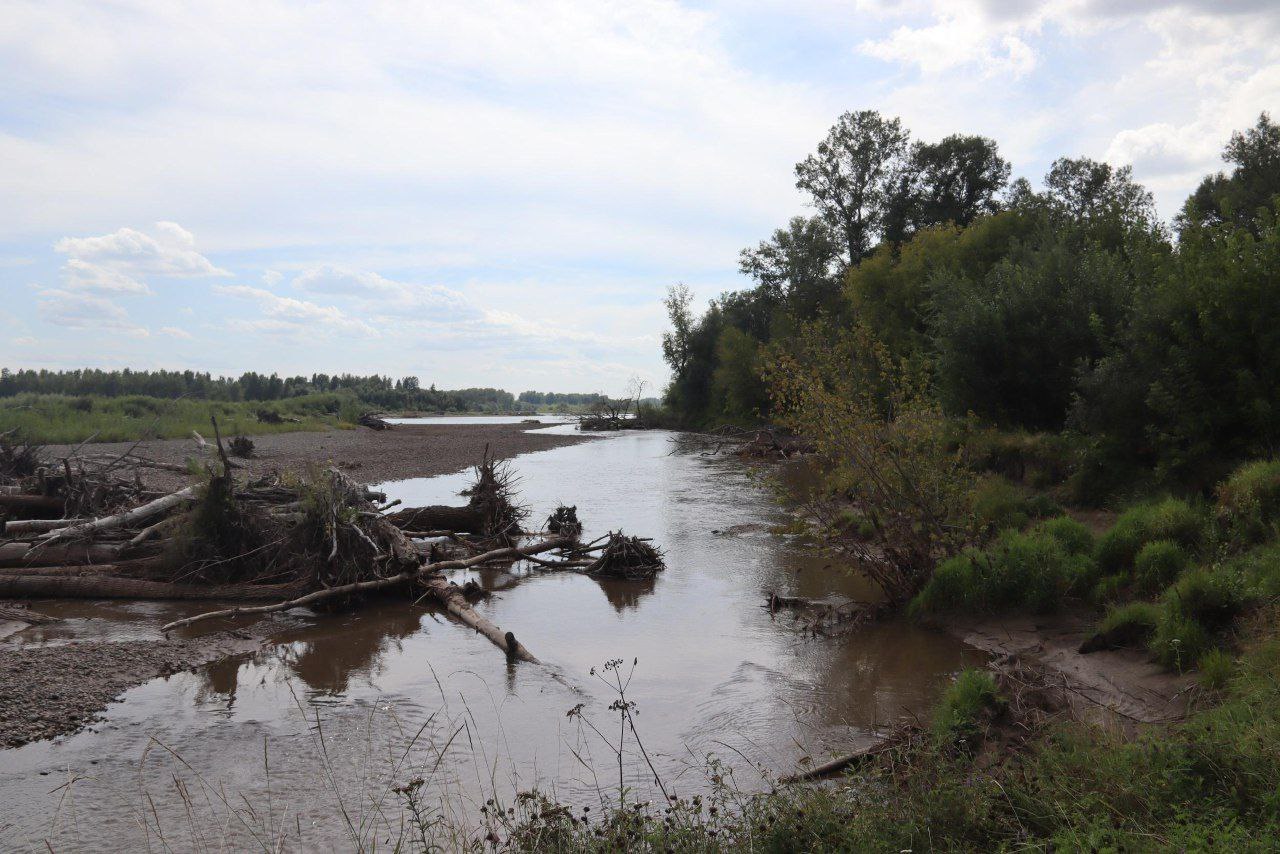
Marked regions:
[0,392,364,443]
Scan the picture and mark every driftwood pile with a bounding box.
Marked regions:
[687,427,814,460]
[358,412,392,430]
[0,426,664,664]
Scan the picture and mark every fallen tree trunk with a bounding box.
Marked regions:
[0,494,64,513]
[0,541,123,568]
[385,505,487,534]
[417,573,540,663]
[159,538,569,658]
[3,517,90,536]
[40,486,195,545]
[0,575,301,601]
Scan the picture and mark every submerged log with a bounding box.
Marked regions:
[419,574,540,663]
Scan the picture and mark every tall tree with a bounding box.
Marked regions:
[738,216,842,319]
[885,134,1010,243]
[794,110,911,266]
[1043,157,1154,226]
[1179,112,1280,236]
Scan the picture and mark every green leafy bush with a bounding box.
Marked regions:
[1088,601,1162,650]
[1198,648,1234,690]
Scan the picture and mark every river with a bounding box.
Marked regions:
[0,424,980,851]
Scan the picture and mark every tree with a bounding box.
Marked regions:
[1179,113,1280,236]
[660,284,694,377]
[794,110,911,266]
[1043,157,1154,227]
[885,134,1011,244]
[737,216,843,319]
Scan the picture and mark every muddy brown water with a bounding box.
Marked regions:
[0,426,982,851]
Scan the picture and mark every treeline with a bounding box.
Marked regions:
[0,369,534,414]
[663,110,1280,494]
[516,391,607,406]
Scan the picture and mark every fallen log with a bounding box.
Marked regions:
[0,575,301,601]
[778,732,908,784]
[0,494,64,513]
[418,574,540,663]
[385,505,487,535]
[0,541,123,568]
[159,537,570,660]
[39,486,195,546]
[2,517,90,536]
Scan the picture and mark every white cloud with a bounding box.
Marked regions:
[36,289,148,337]
[215,284,378,338]
[292,265,477,316]
[159,326,192,339]
[61,258,150,295]
[55,221,230,279]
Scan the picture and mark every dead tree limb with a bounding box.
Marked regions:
[37,486,195,546]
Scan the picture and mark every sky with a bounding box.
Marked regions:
[1,0,1277,396]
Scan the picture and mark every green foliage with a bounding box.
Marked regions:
[1096,601,1162,648]
[1217,458,1280,546]
[1133,539,1191,596]
[1032,515,1094,557]
[931,668,1004,752]
[1095,498,1205,575]
[1179,112,1280,237]
[912,528,1094,615]
[709,326,769,423]
[968,476,1032,532]
[1199,647,1234,690]
[961,425,1079,488]
[0,392,356,443]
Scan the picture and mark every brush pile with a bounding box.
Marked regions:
[683,426,814,459]
[0,424,665,663]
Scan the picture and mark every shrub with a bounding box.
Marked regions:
[1088,601,1162,650]
[912,530,1094,615]
[1164,569,1245,632]
[1198,648,1233,690]
[1095,498,1205,574]
[932,668,1003,751]
[1133,539,1191,596]
[969,476,1031,532]
[1090,574,1126,603]
[1151,615,1214,671]
[1217,458,1280,546]
[1033,515,1094,556]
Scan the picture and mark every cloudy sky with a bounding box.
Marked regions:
[1,0,1276,395]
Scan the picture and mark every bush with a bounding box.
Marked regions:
[1164,569,1245,632]
[1151,615,1214,671]
[1095,498,1205,574]
[1033,515,1094,556]
[1217,458,1280,546]
[969,476,1031,532]
[912,530,1094,615]
[932,668,1003,751]
[1087,601,1162,650]
[1133,539,1191,595]
[1198,648,1234,690]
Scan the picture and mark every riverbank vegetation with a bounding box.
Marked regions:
[0,370,654,441]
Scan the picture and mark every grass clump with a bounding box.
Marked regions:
[1133,539,1191,596]
[912,529,1094,616]
[968,476,1060,534]
[1082,601,1162,651]
[1095,497,1205,575]
[1217,458,1280,546]
[1032,514,1094,556]
[932,668,1004,752]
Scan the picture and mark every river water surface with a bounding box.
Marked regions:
[0,425,980,851]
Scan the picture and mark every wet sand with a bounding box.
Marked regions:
[46,422,595,492]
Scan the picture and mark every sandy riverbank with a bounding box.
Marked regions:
[45,422,596,492]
